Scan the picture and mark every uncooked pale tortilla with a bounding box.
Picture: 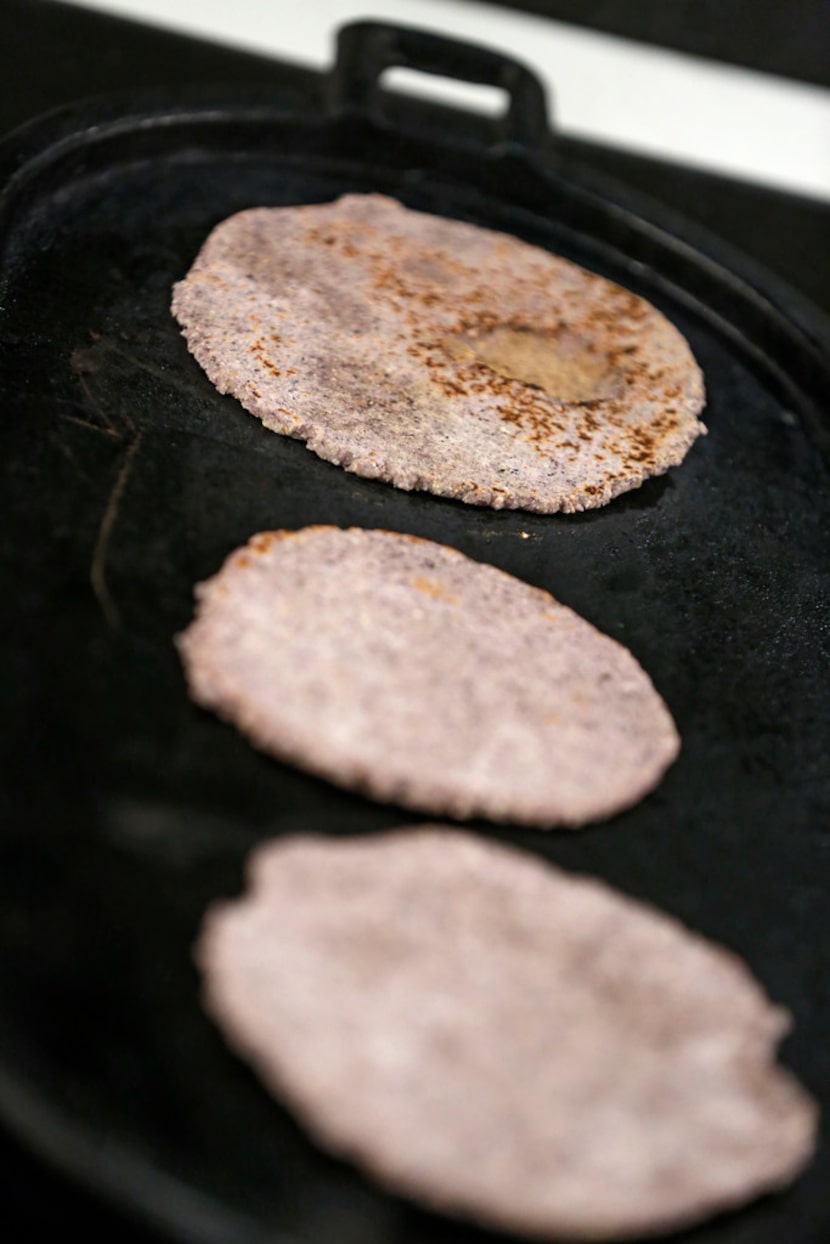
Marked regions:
[196,828,817,1240]
[177,527,679,829]
[171,194,706,514]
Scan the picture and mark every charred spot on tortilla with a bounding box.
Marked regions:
[171,194,706,513]
[196,828,817,1241]
[177,526,680,830]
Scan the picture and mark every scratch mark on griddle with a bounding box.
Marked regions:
[52,434,95,486]
[61,413,121,438]
[92,332,220,387]
[71,348,121,438]
[105,343,174,381]
[90,430,144,630]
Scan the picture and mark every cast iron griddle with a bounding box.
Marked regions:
[0,22,828,1244]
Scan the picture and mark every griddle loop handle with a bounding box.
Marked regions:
[330,21,549,153]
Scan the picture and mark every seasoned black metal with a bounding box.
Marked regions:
[0,22,828,1244]
[329,20,550,151]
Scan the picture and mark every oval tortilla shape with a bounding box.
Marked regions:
[177,527,679,829]
[196,828,817,1240]
[171,194,706,514]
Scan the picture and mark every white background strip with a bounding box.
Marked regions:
[68,0,830,201]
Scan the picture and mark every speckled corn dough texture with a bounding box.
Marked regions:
[171,194,706,514]
[178,526,679,829]
[196,828,817,1241]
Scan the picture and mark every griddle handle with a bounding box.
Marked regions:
[330,21,549,152]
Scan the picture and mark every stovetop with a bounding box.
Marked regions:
[2,3,828,1242]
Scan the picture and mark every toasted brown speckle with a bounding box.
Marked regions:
[171,195,707,513]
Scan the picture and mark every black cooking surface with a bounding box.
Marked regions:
[1,11,829,1244]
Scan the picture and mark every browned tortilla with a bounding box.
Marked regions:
[196,828,817,1240]
[177,526,678,829]
[171,194,706,513]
